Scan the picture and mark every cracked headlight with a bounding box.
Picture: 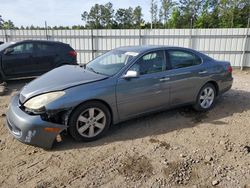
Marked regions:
[24,91,65,111]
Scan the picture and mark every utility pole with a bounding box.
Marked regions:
[45,21,48,40]
[189,18,193,48]
[240,17,250,70]
[150,0,153,29]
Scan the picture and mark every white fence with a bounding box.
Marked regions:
[0,28,249,67]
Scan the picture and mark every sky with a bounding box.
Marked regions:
[0,0,151,27]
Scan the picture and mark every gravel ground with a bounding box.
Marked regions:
[0,70,249,188]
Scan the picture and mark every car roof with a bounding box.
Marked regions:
[116,45,194,53]
[15,40,65,45]
[116,45,213,61]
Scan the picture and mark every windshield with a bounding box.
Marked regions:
[86,50,138,76]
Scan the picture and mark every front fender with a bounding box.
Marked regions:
[45,79,119,123]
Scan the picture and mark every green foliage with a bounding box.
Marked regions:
[80,0,249,29]
[0,15,4,29]
[3,20,16,29]
[160,0,174,28]
[81,3,115,29]
[133,6,144,28]
[168,8,182,28]
[150,0,158,28]
[1,0,250,30]
[0,16,17,29]
[115,7,134,29]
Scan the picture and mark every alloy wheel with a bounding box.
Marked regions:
[76,107,106,138]
[199,87,215,109]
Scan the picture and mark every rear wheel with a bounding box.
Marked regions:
[193,83,216,112]
[69,101,111,141]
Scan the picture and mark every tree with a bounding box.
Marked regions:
[150,0,158,29]
[195,0,210,28]
[217,0,250,28]
[101,2,114,28]
[72,25,85,29]
[3,20,15,29]
[81,4,103,29]
[179,0,203,28]
[0,15,4,29]
[115,7,134,29]
[168,7,182,28]
[133,6,144,28]
[81,3,115,29]
[159,0,174,28]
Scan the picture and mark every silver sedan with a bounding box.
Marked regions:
[6,46,233,148]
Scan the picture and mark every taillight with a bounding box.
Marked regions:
[227,66,233,73]
[68,50,77,57]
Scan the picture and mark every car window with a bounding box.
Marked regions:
[168,50,201,69]
[36,43,54,52]
[130,50,165,75]
[98,53,128,65]
[86,50,136,76]
[12,43,33,54]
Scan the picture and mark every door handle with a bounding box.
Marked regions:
[159,77,170,82]
[198,71,207,74]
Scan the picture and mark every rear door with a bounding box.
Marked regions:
[33,42,56,73]
[1,42,35,77]
[166,49,206,106]
[116,50,171,120]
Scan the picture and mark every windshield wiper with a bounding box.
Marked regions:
[80,64,86,69]
[86,67,109,76]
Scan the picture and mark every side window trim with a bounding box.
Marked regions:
[164,50,172,70]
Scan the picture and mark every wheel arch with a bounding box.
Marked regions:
[69,99,114,124]
[205,80,219,96]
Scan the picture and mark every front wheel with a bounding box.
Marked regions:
[193,83,216,112]
[69,101,111,141]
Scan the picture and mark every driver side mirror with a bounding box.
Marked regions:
[122,70,139,79]
[4,48,14,55]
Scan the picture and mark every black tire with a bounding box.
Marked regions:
[0,74,3,83]
[68,101,111,142]
[193,83,216,112]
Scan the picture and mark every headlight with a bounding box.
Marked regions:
[24,91,65,110]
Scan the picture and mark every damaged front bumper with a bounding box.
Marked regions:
[6,94,67,149]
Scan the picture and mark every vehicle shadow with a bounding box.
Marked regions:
[53,88,250,151]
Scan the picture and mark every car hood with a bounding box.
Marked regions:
[19,65,108,103]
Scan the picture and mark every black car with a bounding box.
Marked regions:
[0,40,77,81]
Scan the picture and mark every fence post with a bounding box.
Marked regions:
[139,27,142,45]
[189,18,193,48]
[91,29,94,60]
[4,29,8,42]
[45,21,49,40]
[241,18,250,70]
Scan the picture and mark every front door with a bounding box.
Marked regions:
[116,50,171,120]
[2,42,35,77]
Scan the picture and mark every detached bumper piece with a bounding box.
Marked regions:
[6,94,67,149]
